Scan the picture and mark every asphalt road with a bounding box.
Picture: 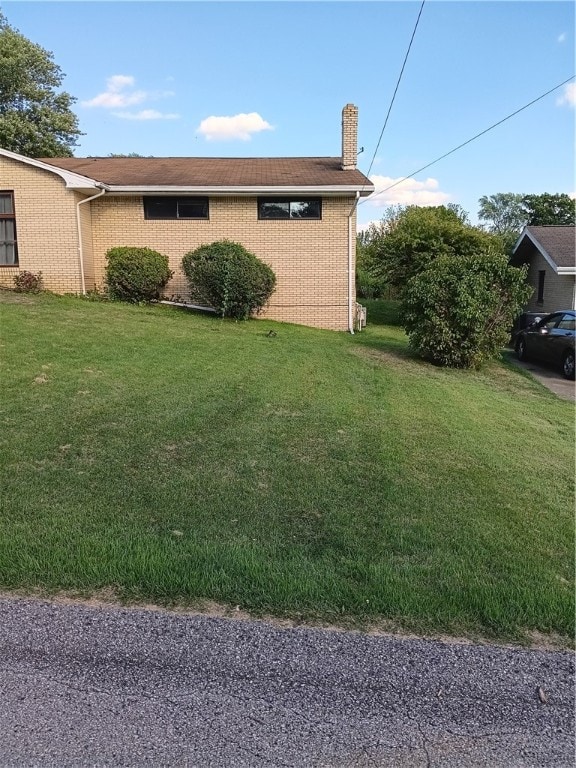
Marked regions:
[0,598,573,767]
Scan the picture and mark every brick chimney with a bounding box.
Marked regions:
[341,103,358,171]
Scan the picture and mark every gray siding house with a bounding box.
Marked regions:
[512,226,575,312]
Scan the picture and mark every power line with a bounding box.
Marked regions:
[352,0,426,212]
[360,75,575,207]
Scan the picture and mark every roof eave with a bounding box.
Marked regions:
[104,184,375,197]
[512,227,561,272]
[0,148,100,190]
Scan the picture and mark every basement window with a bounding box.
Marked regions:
[143,197,209,220]
[0,192,17,266]
[258,198,322,220]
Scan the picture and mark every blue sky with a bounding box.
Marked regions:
[3,1,575,228]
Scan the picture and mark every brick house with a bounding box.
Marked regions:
[511,225,576,312]
[0,104,374,331]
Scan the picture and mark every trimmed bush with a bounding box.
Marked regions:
[182,240,276,320]
[105,247,172,303]
[14,270,43,293]
[402,252,532,369]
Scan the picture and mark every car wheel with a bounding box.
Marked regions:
[562,350,575,380]
[516,337,528,362]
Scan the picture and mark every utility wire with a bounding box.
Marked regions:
[351,0,426,213]
[360,74,575,207]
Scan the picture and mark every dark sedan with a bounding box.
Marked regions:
[515,310,575,379]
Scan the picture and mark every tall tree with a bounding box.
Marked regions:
[0,12,82,156]
[478,193,527,235]
[523,193,575,226]
[478,192,575,256]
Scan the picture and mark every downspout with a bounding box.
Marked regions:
[76,185,107,295]
[348,191,360,334]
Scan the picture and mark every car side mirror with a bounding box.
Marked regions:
[538,327,549,335]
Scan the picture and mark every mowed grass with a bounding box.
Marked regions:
[0,291,574,643]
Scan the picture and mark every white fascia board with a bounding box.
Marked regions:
[557,267,576,275]
[106,184,375,197]
[0,147,100,190]
[511,226,527,255]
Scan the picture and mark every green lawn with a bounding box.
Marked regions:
[1,291,573,644]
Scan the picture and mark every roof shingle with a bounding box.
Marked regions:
[37,156,373,190]
[525,225,575,269]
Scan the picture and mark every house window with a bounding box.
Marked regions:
[258,198,322,220]
[143,197,209,220]
[0,192,17,266]
[537,270,545,304]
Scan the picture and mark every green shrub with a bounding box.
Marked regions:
[402,252,532,369]
[14,270,43,293]
[105,247,172,303]
[182,240,276,320]
[356,266,390,300]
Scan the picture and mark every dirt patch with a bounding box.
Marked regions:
[0,589,572,651]
[0,289,37,305]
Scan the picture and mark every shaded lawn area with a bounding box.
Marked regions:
[0,291,573,644]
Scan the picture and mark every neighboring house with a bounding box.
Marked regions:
[0,104,374,331]
[511,225,576,312]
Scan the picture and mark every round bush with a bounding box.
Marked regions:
[14,270,43,293]
[401,252,532,369]
[105,246,173,303]
[182,240,276,320]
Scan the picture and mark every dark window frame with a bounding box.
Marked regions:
[143,196,209,220]
[0,191,18,267]
[537,270,545,304]
[257,197,322,220]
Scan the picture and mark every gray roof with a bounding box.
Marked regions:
[516,226,575,269]
[37,156,373,192]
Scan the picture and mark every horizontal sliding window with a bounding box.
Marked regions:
[144,196,209,220]
[258,198,321,220]
[0,192,17,266]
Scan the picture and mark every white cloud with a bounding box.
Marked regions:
[82,75,148,108]
[366,175,451,207]
[197,112,273,141]
[556,82,576,108]
[113,110,180,121]
[357,219,382,233]
[558,32,566,43]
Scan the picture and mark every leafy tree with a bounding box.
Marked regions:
[0,12,82,156]
[402,252,532,369]
[356,232,389,299]
[523,193,575,226]
[478,193,527,235]
[478,192,575,235]
[367,204,498,292]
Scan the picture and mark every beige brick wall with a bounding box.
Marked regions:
[0,156,83,293]
[524,249,575,312]
[91,195,357,330]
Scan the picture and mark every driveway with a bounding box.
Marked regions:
[507,353,575,401]
[0,597,573,767]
